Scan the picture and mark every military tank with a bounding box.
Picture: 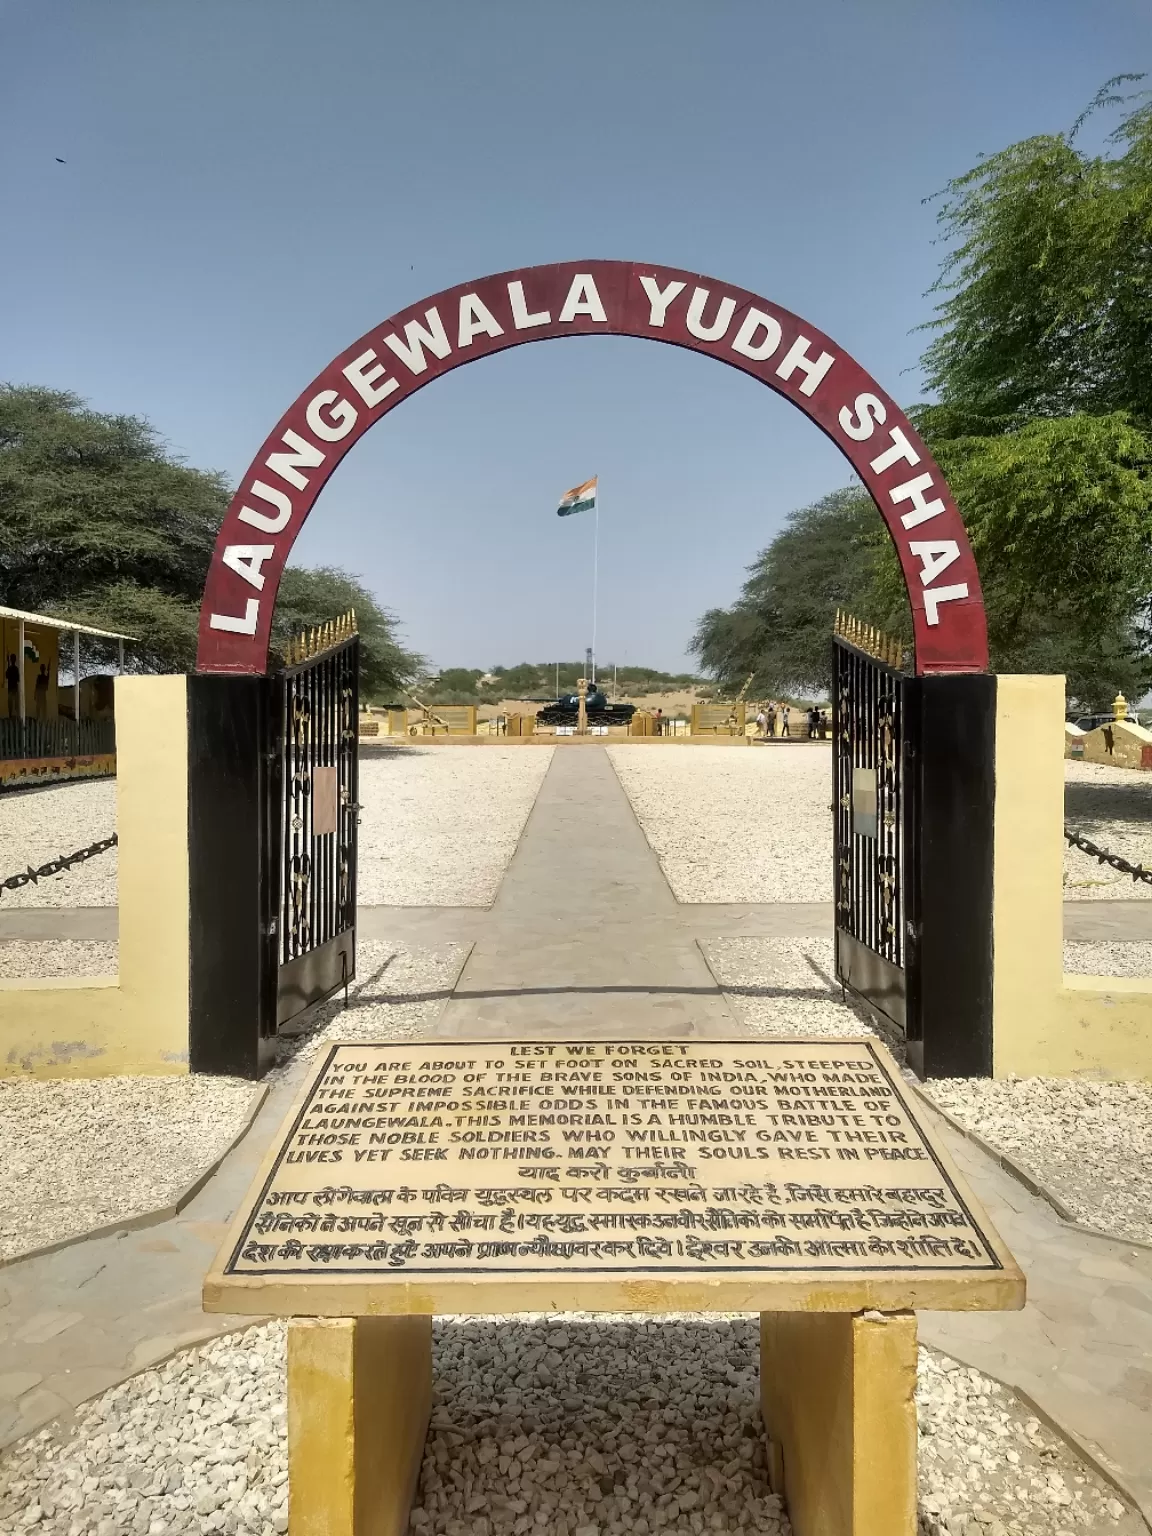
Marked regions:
[535,687,637,728]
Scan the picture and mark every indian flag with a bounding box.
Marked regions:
[557,476,597,517]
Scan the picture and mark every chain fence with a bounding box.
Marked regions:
[1064,826,1152,886]
[0,835,118,897]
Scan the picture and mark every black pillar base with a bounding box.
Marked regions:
[904,674,996,1079]
[187,675,278,1077]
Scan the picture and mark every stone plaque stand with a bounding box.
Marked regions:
[205,1039,1023,1536]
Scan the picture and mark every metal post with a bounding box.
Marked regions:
[591,494,599,684]
[16,618,25,721]
[73,629,81,733]
[118,638,124,673]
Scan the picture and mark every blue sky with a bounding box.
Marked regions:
[3,1,1150,673]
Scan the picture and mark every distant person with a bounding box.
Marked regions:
[819,709,829,740]
[755,707,768,738]
[5,654,20,718]
[781,705,790,738]
[807,706,820,739]
[654,707,663,737]
[765,704,777,738]
[34,664,49,720]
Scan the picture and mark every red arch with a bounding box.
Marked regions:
[197,261,987,675]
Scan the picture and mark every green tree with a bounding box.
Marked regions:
[0,384,227,669]
[691,489,897,696]
[271,566,423,699]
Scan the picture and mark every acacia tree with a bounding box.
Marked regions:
[0,384,422,689]
[695,82,1152,710]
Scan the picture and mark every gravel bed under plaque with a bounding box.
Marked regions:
[357,747,553,906]
[922,1076,1152,1246]
[1062,941,1152,977]
[607,746,833,903]
[0,1318,1139,1536]
[1063,761,1152,900]
[0,780,118,908]
[0,1075,255,1262]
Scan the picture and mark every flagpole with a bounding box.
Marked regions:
[591,486,599,685]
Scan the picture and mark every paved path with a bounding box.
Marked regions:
[2,747,1151,1521]
[437,748,736,1038]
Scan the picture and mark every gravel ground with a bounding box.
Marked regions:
[923,1076,1152,1247]
[0,941,118,979]
[0,1075,256,1262]
[1064,761,1152,899]
[1063,941,1152,977]
[701,937,905,1054]
[0,781,117,908]
[358,747,552,906]
[608,746,832,903]
[0,1318,1138,1536]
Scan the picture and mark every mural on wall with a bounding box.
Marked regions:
[0,622,59,720]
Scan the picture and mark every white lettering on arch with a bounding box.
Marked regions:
[558,273,607,323]
[383,309,452,375]
[924,584,969,625]
[891,473,946,530]
[838,393,886,441]
[342,350,398,408]
[685,287,736,341]
[265,429,325,491]
[238,480,293,534]
[775,335,835,397]
[222,545,276,591]
[508,281,550,329]
[458,293,504,346]
[908,541,961,588]
[305,390,358,443]
[731,308,782,362]
[209,598,259,635]
[639,275,686,327]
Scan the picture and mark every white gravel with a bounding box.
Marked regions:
[357,748,552,906]
[608,746,832,903]
[1063,942,1152,977]
[0,941,117,979]
[271,938,468,1074]
[1064,761,1152,899]
[0,781,117,908]
[922,1076,1152,1246]
[0,1075,256,1262]
[0,1318,1138,1536]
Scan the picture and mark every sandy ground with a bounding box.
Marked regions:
[608,744,833,902]
[0,780,117,907]
[357,746,552,905]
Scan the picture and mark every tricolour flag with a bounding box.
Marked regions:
[557,476,597,517]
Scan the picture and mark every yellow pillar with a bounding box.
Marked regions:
[288,1315,432,1536]
[759,1311,917,1536]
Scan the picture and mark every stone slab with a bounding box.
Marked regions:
[204,1037,1024,1317]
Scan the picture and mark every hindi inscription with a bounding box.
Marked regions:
[223,1039,1003,1279]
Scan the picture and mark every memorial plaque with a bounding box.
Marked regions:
[206,1038,1025,1316]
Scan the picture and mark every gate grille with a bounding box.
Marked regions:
[273,613,359,1027]
[832,612,915,1032]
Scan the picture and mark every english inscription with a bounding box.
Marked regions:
[225,1040,1001,1277]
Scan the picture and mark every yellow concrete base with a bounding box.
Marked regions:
[993,676,1152,1081]
[288,1315,432,1536]
[760,1310,917,1536]
[0,676,190,1077]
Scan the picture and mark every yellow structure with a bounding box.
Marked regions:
[1080,714,1152,771]
[0,676,190,1077]
[761,1311,917,1536]
[288,1317,431,1536]
[993,675,1152,1078]
[691,701,746,734]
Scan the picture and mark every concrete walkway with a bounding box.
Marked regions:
[2,747,1151,1520]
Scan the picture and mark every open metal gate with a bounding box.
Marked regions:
[832,611,919,1034]
[271,613,359,1027]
